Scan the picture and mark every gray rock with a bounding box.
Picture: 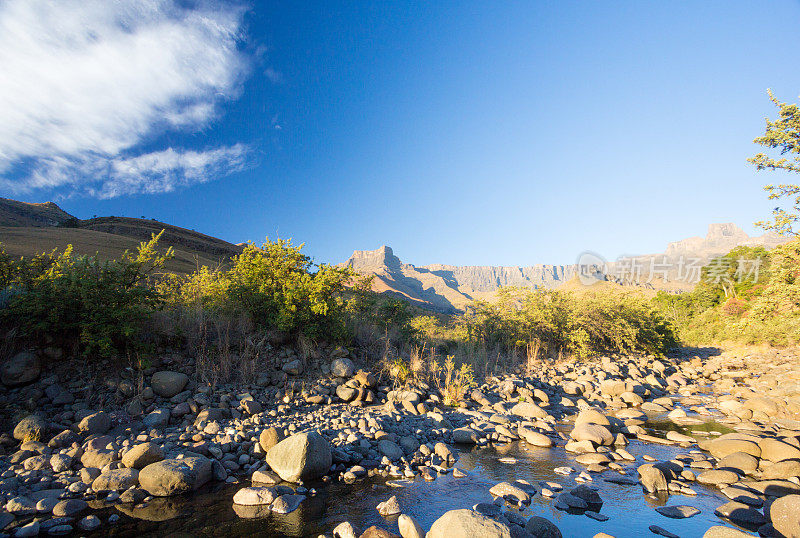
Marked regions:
[489,482,531,504]
[453,428,479,444]
[428,509,512,538]
[510,402,549,419]
[233,486,277,505]
[49,454,72,473]
[282,360,303,376]
[377,495,401,516]
[151,371,189,398]
[518,426,553,447]
[139,457,213,496]
[270,494,305,514]
[638,464,668,492]
[570,423,613,446]
[333,521,358,538]
[714,501,766,526]
[570,485,602,506]
[78,411,111,435]
[142,409,170,429]
[52,499,87,517]
[525,515,562,538]
[78,515,101,532]
[13,415,47,442]
[769,494,800,538]
[697,470,739,486]
[266,432,332,482]
[331,357,355,378]
[92,468,139,491]
[655,505,701,519]
[398,514,424,538]
[336,385,358,402]
[1,351,41,386]
[378,440,404,461]
[259,427,284,452]
[122,442,164,469]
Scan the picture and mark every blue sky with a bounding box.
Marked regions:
[1,1,799,266]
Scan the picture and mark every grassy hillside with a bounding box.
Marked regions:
[0,198,242,275]
[0,197,74,227]
[0,226,231,274]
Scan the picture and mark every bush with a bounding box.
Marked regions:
[162,238,354,342]
[655,238,800,347]
[0,232,173,358]
[457,287,676,360]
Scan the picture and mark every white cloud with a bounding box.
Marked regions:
[0,0,250,197]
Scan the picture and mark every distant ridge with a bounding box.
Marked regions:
[0,197,75,227]
[342,223,790,313]
[0,197,242,274]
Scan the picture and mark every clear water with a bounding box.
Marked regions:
[102,423,758,537]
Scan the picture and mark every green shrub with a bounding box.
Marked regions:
[164,238,354,341]
[457,287,676,359]
[655,239,800,347]
[0,232,173,357]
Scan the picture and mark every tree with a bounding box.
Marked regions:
[749,90,800,236]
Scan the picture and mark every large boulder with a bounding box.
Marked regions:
[151,371,189,398]
[122,443,164,469]
[378,440,404,461]
[78,411,111,435]
[638,464,668,492]
[699,435,761,459]
[574,408,611,427]
[232,486,277,506]
[13,415,48,443]
[138,457,213,496]
[518,426,553,447]
[331,357,355,378]
[570,423,614,446]
[266,432,332,482]
[769,494,800,538]
[510,402,549,419]
[1,352,41,386]
[428,509,512,538]
[759,438,800,463]
[599,379,626,397]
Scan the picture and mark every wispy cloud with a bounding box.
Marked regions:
[0,0,250,197]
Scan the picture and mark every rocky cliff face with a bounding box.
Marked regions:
[342,223,790,312]
[664,223,786,258]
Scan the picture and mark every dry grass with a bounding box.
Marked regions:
[0,226,229,275]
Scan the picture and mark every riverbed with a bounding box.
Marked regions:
[107,421,755,537]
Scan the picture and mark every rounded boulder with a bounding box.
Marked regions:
[266,432,332,483]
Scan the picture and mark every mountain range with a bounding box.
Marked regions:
[341,224,789,312]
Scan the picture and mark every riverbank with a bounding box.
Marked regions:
[1,345,799,537]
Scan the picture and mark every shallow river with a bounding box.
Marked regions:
[104,421,757,537]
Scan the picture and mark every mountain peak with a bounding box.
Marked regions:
[343,245,401,271]
[706,223,747,241]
